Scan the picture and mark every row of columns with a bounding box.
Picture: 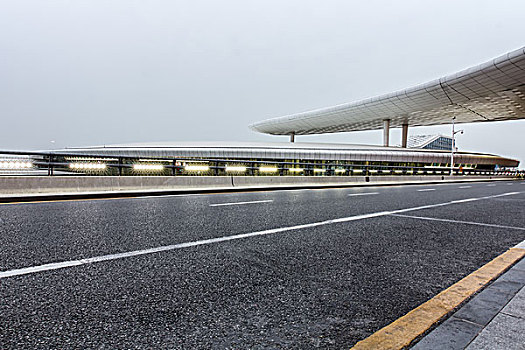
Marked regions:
[289,120,409,147]
[383,119,409,148]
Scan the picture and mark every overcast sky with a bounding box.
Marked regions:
[1,0,524,166]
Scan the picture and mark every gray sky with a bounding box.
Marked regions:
[1,0,524,166]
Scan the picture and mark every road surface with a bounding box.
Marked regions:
[1,180,524,348]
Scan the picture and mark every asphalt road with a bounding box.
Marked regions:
[1,180,524,349]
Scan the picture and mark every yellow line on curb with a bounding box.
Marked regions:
[351,247,525,350]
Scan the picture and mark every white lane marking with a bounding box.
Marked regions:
[390,214,525,231]
[458,186,472,189]
[417,188,435,192]
[0,191,520,279]
[507,183,514,186]
[487,184,496,187]
[209,199,273,207]
[348,192,379,197]
[515,240,525,249]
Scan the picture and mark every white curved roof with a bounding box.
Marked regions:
[250,47,525,135]
[60,141,519,167]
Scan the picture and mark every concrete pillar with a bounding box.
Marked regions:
[401,123,409,148]
[290,132,295,143]
[383,119,390,147]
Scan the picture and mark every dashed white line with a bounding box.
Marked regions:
[210,200,273,207]
[0,191,520,280]
[390,213,525,231]
[458,186,472,189]
[348,192,379,197]
[487,184,496,187]
[417,188,436,192]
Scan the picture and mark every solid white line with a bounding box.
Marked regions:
[348,192,379,197]
[0,191,520,279]
[458,186,472,189]
[390,213,525,231]
[209,199,273,207]
[417,188,435,192]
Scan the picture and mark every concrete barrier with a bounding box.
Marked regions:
[0,176,232,195]
[0,175,509,197]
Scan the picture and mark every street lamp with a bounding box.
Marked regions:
[450,117,464,176]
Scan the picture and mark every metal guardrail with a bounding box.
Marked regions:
[0,150,521,177]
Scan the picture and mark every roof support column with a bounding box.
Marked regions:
[383,119,390,147]
[290,132,295,143]
[401,122,409,148]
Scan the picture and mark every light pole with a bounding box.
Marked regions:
[450,117,464,176]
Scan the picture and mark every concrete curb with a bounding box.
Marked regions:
[412,253,525,349]
[351,248,525,350]
[0,177,516,204]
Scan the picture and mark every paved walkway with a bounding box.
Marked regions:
[413,244,525,349]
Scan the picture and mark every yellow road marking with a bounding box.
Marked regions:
[0,192,231,205]
[351,247,525,350]
[0,196,141,205]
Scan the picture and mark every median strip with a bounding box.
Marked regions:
[0,178,515,205]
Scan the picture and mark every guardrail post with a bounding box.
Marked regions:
[47,156,53,176]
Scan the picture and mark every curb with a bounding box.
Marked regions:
[351,248,525,350]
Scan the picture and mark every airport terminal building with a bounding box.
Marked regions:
[1,47,524,176]
[49,140,517,177]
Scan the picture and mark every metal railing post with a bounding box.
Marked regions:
[47,156,53,176]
